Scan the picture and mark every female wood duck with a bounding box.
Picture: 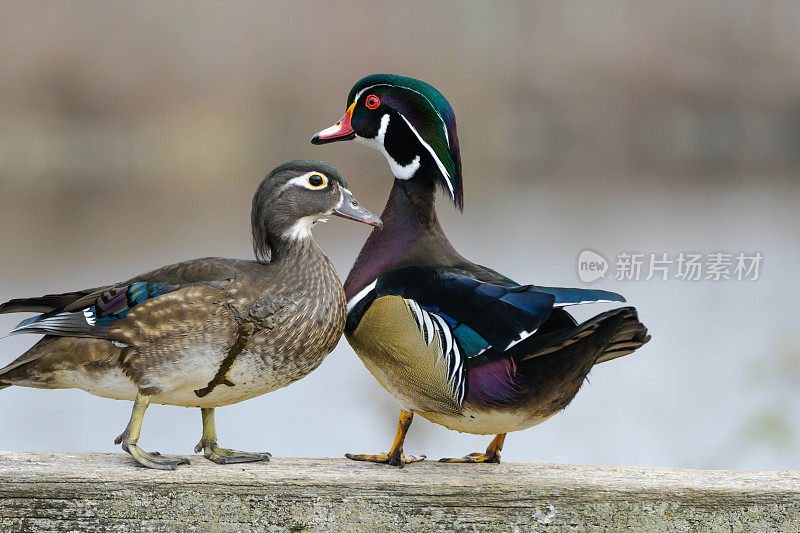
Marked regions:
[312,74,650,466]
[0,160,381,470]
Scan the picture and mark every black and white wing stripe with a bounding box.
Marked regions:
[9,309,106,337]
[406,299,466,405]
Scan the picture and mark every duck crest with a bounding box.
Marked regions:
[347,74,463,209]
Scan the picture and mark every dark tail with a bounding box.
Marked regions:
[0,361,13,389]
[0,286,107,315]
[592,307,650,364]
[517,306,650,363]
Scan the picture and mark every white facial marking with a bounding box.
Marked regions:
[284,215,325,240]
[282,171,329,191]
[356,114,422,180]
[347,280,377,313]
[377,113,390,142]
[397,114,453,196]
[353,93,454,196]
[354,83,449,148]
[281,171,336,240]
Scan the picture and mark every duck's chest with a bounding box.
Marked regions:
[224,270,346,392]
[345,295,462,416]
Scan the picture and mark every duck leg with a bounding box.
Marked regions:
[114,392,190,470]
[346,411,425,467]
[439,433,506,464]
[194,407,271,464]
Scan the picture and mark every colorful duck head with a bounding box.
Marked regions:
[251,160,382,262]
[312,74,463,210]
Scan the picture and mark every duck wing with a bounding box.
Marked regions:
[347,266,624,404]
[0,287,112,315]
[348,266,624,356]
[109,285,239,396]
[1,257,244,339]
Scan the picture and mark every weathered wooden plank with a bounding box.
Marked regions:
[1,451,799,532]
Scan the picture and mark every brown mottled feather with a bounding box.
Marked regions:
[0,160,365,417]
[111,286,238,395]
[0,241,346,408]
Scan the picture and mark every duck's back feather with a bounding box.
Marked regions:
[347,266,625,359]
[1,257,249,339]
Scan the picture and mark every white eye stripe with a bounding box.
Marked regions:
[283,171,330,190]
[354,91,454,195]
[353,83,449,147]
[398,114,452,195]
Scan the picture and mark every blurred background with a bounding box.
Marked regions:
[1,1,798,470]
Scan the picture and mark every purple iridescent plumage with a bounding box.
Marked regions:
[465,357,525,406]
[96,287,128,317]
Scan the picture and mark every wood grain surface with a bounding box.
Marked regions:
[1,451,799,532]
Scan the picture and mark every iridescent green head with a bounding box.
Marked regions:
[312,74,463,210]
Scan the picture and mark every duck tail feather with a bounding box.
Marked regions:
[593,307,651,364]
[514,306,649,363]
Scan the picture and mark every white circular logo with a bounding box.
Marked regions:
[577,249,608,283]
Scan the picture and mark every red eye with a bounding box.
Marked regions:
[365,94,380,110]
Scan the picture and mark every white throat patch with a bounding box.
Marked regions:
[282,187,341,241]
[356,114,421,180]
[284,214,329,240]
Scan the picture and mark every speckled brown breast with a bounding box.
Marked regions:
[140,241,346,408]
[218,245,347,406]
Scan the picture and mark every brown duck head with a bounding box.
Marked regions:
[251,160,381,263]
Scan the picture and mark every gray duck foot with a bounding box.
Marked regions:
[119,440,190,470]
[114,392,188,470]
[195,440,271,464]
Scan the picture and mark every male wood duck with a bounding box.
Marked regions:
[312,74,650,466]
[0,160,381,470]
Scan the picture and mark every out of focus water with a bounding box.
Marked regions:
[1,172,797,470]
[1,1,799,470]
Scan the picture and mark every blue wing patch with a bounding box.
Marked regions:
[346,266,627,360]
[525,286,625,307]
[89,282,168,327]
[9,281,174,338]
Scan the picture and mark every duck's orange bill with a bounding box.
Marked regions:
[311,103,356,144]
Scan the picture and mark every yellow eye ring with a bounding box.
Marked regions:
[308,173,326,188]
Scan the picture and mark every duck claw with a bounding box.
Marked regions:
[345,452,426,468]
[122,442,190,470]
[196,440,271,465]
[438,452,501,464]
